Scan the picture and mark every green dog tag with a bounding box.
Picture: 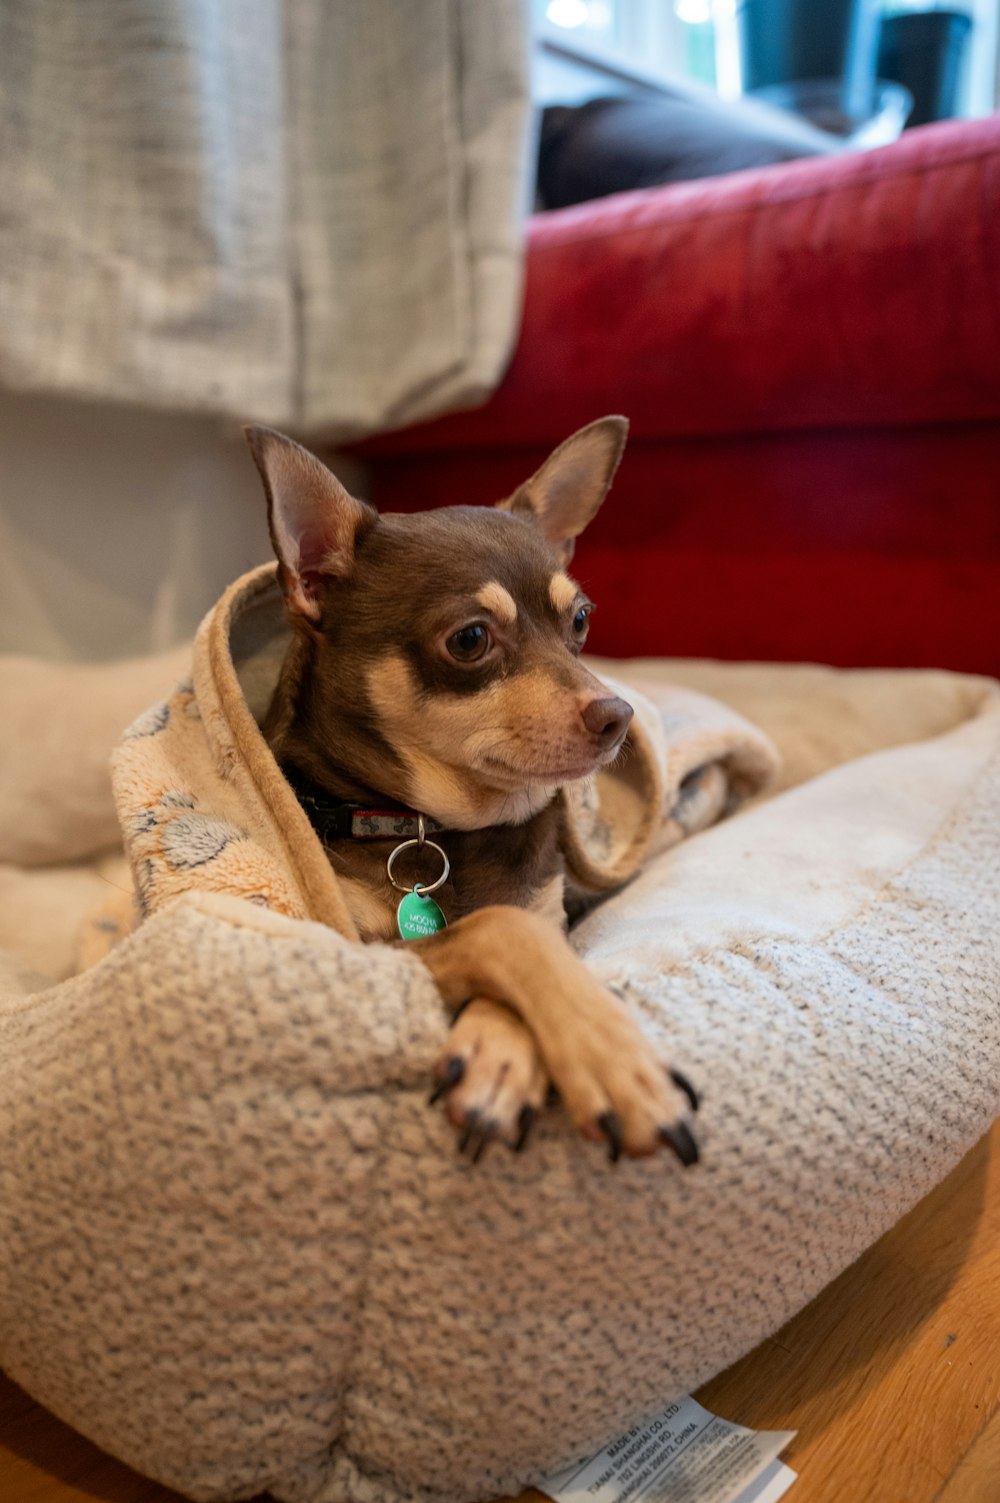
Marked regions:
[397,888,447,940]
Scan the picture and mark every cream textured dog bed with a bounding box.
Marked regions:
[1,580,998,1503]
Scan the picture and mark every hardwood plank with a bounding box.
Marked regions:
[933,1408,1000,1503]
[0,1373,185,1503]
[2,1123,997,1503]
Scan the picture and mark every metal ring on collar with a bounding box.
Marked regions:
[386,836,451,896]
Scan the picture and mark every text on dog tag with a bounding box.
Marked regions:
[397,889,447,940]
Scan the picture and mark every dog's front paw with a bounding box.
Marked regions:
[546,991,701,1167]
[430,998,548,1161]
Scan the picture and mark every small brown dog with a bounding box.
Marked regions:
[245,418,698,1166]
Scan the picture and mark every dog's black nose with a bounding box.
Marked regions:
[581,695,633,746]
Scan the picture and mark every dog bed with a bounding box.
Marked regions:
[1,569,998,1503]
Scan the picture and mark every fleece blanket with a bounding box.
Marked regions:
[1,579,999,1503]
[105,564,778,949]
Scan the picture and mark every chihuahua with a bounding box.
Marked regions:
[245,419,698,1166]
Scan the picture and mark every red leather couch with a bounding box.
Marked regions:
[352,117,1000,674]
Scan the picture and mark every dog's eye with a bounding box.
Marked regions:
[446,624,490,663]
[572,605,592,638]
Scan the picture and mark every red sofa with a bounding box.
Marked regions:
[352,117,1000,674]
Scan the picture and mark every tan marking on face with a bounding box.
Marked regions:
[548,572,578,614]
[367,657,507,827]
[366,653,617,829]
[476,581,518,625]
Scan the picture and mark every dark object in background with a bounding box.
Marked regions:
[537,92,837,210]
[878,10,973,126]
[738,0,885,120]
[751,78,912,144]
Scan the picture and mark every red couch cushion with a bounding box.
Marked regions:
[361,117,1000,452]
[351,119,1000,674]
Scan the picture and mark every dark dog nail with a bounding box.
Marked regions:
[458,1109,481,1156]
[669,1068,700,1114]
[514,1105,537,1153]
[659,1122,700,1167]
[472,1121,499,1165]
[597,1111,623,1164]
[428,1056,465,1105]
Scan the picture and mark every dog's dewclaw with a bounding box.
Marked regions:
[658,1122,700,1168]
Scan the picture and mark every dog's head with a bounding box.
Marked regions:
[246,419,633,828]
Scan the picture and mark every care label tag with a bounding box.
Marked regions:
[396,890,447,940]
[540,1396,796,1503]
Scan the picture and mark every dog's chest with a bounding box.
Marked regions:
[326,807,565,942]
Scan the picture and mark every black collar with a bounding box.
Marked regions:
[284,765,442,842]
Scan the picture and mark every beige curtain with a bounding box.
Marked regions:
[0,1,532,437]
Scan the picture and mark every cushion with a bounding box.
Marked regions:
[1,657,998,1503]
[0,645,190,866]
[537,92,838,209]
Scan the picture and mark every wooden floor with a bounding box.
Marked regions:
[2,1120,998,1503]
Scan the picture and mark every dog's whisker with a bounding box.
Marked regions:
[92,869,137,898]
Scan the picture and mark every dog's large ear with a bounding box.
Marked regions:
[497,416,628,564]
[244,426,376,623]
